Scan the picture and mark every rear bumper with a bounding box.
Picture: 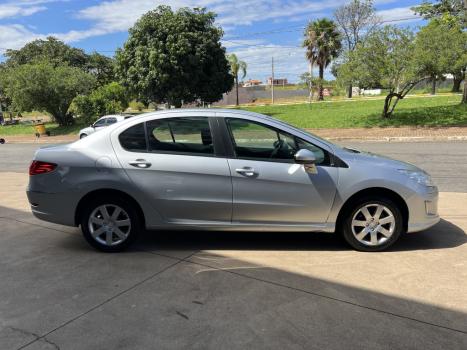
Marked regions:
[406,189,440,233]
[27,190,77,227]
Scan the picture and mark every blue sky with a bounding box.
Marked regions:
[0,0,425,82]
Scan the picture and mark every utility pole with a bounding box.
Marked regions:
[271,57,275,104]
[463,0,467,104]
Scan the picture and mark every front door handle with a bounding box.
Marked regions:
[129,159,152,169]
[235,167,257,177]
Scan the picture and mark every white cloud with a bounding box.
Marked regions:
[0,4,46,19]
[0,24,43,50]
[62,0,348,42]
[377,6,420,23]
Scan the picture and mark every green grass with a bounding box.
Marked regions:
[0,120,86,136]
[243,95,467,129]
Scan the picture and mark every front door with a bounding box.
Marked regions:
[114,115,232,224]
[224,118,338,226]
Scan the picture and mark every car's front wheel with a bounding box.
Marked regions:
[341,197,404,252]
[80,134,87,139]
[80,196,140,252]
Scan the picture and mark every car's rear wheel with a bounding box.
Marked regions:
[341,197,403,252]
[80,196,140,252]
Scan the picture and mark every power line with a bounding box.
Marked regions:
[0,15,423,55]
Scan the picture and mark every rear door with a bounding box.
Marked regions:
[113,113,232,225]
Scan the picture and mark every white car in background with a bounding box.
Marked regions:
[79,115,130,139]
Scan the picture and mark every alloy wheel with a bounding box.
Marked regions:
[351,204,396,246]
[88,204,132,246]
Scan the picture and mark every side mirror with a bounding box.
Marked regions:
[294,149,316,165]
[90,124,94,128]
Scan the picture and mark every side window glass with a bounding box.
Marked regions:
[296,138,327,165]
[94,118,107,127]
[119,123,147,152]
[227,119,297,161]
[107,117,117,125]
[146,117,213,156]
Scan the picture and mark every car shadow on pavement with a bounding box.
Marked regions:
[134,219,465,253]
[2,206,467,349]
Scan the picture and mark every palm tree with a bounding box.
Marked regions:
[227,54,247,106]
[303,18,342,101]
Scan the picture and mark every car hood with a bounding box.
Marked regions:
[335,146,423,172]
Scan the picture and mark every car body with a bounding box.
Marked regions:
[27,109,439,252]
[79,115,129,139]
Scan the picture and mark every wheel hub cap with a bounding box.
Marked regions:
[88,204,131,246]
[351,204,396,246]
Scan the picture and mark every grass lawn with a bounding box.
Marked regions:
[243,94,467,129]
[0,121,86,136]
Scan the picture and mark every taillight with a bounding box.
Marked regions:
[29,161,57,176]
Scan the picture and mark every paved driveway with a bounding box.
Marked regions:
[1,143,467,349]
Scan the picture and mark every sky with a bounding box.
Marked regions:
[0,0,425,82]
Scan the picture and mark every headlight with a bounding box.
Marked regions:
[398,169,435,187]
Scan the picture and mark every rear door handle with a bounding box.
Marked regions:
[235,167,257,177]
[129,159,152,169]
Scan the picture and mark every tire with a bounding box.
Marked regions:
[80,196,141,252]
[341,196,404,252]
[80,134,87,139]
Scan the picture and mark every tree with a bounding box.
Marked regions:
[412,21,465,95]
[70,82,129,124]
[3,62,95,125]
[412,0,467,98]
[227,54,247,106]
[116,5,233,107]
[338,26,421,118]
[4,37,88,69]
[86,52,116,87]
[303,19,342,101]
[334,0,380,97]
[412,0,466,27]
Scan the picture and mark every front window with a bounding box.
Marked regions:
[227,118,328,164]
[93,118,107,127]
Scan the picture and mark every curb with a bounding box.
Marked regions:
[325,136,467,142]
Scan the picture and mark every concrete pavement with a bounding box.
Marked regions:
[1,168,467,349]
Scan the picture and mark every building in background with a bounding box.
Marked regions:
[243,79,262,87]
[267,77,288,86]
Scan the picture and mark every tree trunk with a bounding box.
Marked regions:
[318,65,324,101]
[462,80,467,104]
[431,77,436,95]
[452,77,462,93]
[235,74,239,106]
[347,84,353,98]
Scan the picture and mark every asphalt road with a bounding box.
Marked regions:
[1,141,466,192]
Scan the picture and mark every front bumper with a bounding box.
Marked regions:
[406,188,440,233]
[27,190,77,227]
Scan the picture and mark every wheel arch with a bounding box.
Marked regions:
[75,188,146,227]
[336,187,409,233]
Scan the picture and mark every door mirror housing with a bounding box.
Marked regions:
[294,149,316,165]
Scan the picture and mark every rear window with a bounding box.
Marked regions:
[146,117,214,156]
[119,123,147,152]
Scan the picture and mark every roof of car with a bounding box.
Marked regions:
[133,108,264,119]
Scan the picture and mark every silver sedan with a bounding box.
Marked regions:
[27,109,439,252]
